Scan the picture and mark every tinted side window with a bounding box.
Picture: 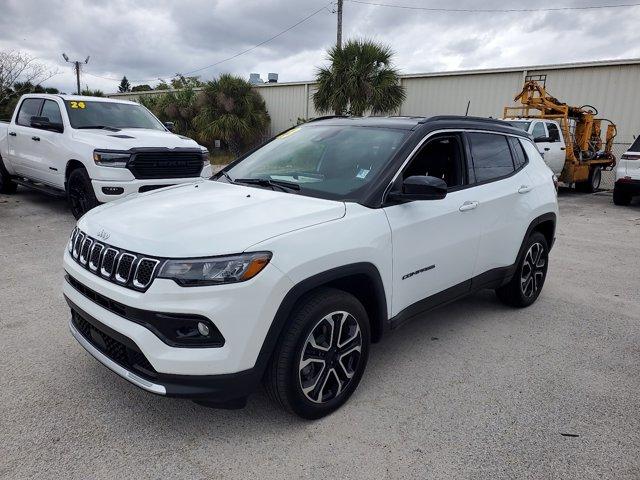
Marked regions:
[402,135,465,188]
[531,122,546,139]
[16,98,43,126]
[468,133,515,183]
[546,123,560,142]
[41,100,63,126]
[508,136,528,170]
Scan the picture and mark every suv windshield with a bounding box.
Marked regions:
[64,100,165,130]
[220,125,408,201]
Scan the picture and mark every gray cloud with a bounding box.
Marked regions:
[0,0,638,93]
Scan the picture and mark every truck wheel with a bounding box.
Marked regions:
[67,168,99,219]
[575,167,601,193]
[264,288,370,419]
[613,187,632,206]
[0,160,18,194]
[496,232,549,308]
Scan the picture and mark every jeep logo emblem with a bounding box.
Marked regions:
[96,229,110,241]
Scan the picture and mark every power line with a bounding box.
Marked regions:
[84,2,333,84]
[345,0,640,12]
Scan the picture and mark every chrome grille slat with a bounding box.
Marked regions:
[68,229,161,291]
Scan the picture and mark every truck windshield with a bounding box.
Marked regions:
[505,121,531,131]
[64,100,165,131]
[220,125,408,201]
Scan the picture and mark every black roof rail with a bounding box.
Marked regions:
[421,115,507,125]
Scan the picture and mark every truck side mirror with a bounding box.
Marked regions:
[387,175,448,203]
[30,116,63,133]
[164,121,175,132]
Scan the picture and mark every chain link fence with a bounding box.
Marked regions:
[600,142,631,190]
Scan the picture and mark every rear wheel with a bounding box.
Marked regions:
[496,232,549,308]
[264,288,370,419]
[0,159,17,194]
[613,187,632,206]
[575,167,601,193]
[67,168,99,219]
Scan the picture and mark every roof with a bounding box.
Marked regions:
[19,93,138,104]
[305,115,530,136]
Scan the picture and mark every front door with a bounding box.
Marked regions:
[384,133,482,317]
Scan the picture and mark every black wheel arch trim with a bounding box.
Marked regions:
[254,262,387,377]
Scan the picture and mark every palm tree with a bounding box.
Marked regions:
[313,39,406,117]
[195,74,270,157]
[139,85,200,140]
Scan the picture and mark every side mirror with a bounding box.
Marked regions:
[30,116,63,133]
[534,135,552,143]
[388,175,448,203]
[164,121,175,132]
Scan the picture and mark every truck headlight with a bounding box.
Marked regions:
[201,149,210,166]
[93,151,130,168]
[158,252,272,286]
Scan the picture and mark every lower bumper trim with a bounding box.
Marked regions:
[69,319,167,395]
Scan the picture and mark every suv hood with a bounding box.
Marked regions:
[79,181,346,257]
[72,128,202,150]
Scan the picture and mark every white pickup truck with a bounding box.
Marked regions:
[0,94,211,218]
[503,118,567,176]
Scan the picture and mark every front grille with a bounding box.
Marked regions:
[128,151,203,179]
[68,228,162,291]
[72,309,157,379]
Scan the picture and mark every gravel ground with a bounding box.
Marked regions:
[1,187,639,479]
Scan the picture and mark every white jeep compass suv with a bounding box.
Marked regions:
[63,116,559,419]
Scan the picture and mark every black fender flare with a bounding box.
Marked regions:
[252,262,388,377]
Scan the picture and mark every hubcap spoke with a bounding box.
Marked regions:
[520,242,547,298]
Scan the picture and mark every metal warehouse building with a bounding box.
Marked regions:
[111,58,640,146]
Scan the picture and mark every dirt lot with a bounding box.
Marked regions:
[1,188,639,479]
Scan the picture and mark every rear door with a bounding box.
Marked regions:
[542,121,566,175]
[9,97,44,178]
[465,132,533,280]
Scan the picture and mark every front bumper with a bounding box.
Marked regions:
[91,164,212,203]
[67,299,262,400]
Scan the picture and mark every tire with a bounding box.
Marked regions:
[613,187,632,206]
[496,232,549,308]
[264,287,371,419]
[575,167,601,193]
[67,168,100,219]
[0,159,17,194]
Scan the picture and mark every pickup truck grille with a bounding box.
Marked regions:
[128,151,204,179]
[68,228,162,291]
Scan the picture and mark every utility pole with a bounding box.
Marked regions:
[336,0,343,49]
[62,53,90,95]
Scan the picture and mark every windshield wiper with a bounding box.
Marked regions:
[233,178,301,192]
[76,125,121,131]
[218,170,234,183]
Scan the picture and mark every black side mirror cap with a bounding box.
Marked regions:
[388,175,448,203]
[164,121,175,132]
[30,116,63,133]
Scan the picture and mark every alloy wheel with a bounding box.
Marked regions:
[69,182,89,218]
[298,311,362,404]
[520,242,546,298]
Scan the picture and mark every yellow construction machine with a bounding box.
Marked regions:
[504,75,617,190]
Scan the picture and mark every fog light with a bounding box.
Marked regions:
[102,186,124,195]
[197,322,210,336]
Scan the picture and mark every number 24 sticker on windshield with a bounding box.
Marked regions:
[69,101,86,109]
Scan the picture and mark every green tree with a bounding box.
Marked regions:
[313,39,405,116]
[195,74,270,157]
[118,76,131,93]
[170,74,204,89]
[80,88,105,97]
[131,84,152,92]
[139,85,200,140]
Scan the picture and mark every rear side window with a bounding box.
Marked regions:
[41,100,63,126]
[508,136,528,170]
[16,98,43,126]
[531,122,546,139]
[467,133,515,183]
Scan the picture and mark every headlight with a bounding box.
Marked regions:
[201,149,210,166]
[93,150,130,168]
[158,252,272,286]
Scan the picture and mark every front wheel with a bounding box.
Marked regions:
[264,288,370,419]
[67,168,100,219]
[496,232,549,308]
[613,187,632,206]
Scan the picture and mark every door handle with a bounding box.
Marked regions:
[518,185,532,194]
[459,200,479,212]
[8,131,16,137]
[31,136,40,141]
[544,147,550,151]
[560,147,566,150]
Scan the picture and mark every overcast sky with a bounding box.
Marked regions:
[1,0,639,93]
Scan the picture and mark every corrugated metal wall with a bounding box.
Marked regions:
[109,60,640,142]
